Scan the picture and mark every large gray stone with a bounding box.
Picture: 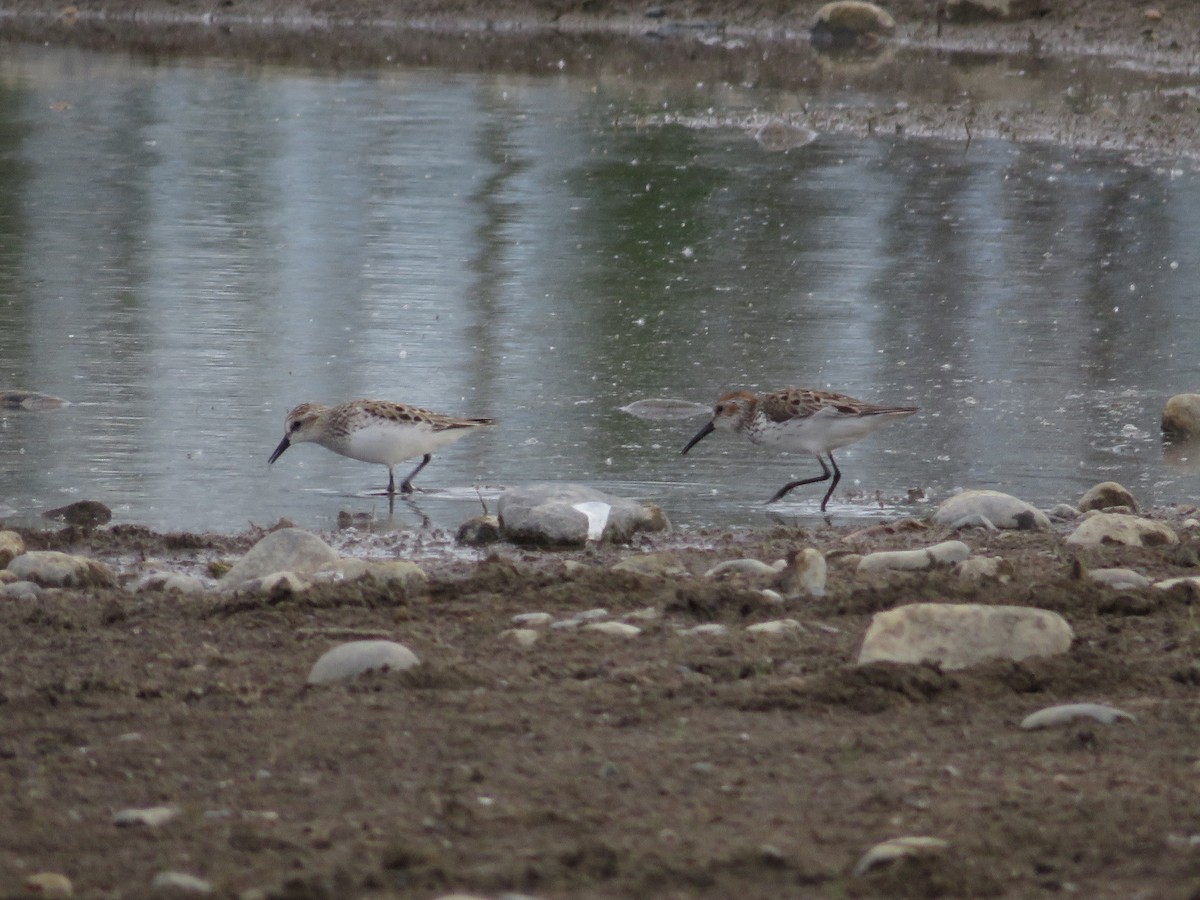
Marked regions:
[219,528,340,588]
[7,551,116,589]
[857,602,1074,670]
[497,483,669,548]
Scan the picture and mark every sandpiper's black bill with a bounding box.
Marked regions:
[268,436,291,465]
[681,420,715,455]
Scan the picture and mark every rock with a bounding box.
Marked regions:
[219,528,339,588]
[583,621,642,637]
[137,572,207,595]
[677,624,729,637]
[1047,503,1082,520]
[306,640,420,684]
[0,530,25,567]
[497,483,669,548]
[745,618,805,635]
[512,612,553,626]
[1088,567,1151,590]
[752,121,819,152]
[933,490,1050,530]
[776,547,827,598]
[456,515,501,546]
[852,836,949,876]
[857,603,1074,670]
[151,871,213,894]
[0,389,69,410]
[317,559,427,593]
[1154,575,1200,593]
[1079,481,1138,513]
[113,805,180,827]
[500,628,540,648]
[1065,513,1178,548]
[1162,393,1200,440]
[24,872,74,897]
[0,580,42,600]
[7,551,116,589]
[612,553,688,577]
[704,558,778,578]
[953,556,1013,583]
[944,0,1052,23]
[811,1,896,47]
[857,540,971,573]
[43,500,112,527]
[243,571,310,597]
[1020,703,1137,730]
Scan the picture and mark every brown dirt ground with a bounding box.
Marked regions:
[6,2,1200,898]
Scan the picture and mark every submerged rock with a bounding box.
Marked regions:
[857,603,1073,669]
[43,500,112,527]
[0,389,69,410]
[1162,393,1200,440]
[811,1,895,47]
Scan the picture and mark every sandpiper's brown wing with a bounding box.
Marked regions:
[761,388,916,422]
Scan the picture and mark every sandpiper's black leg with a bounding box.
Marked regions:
[399,454,432,494]
[386,467,396,495]
[819,452,842,512]
[765,454,833,506]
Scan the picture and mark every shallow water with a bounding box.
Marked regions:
[1,40,1198,534]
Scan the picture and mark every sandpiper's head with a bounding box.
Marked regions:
[681,390,757,454]
[268,402,330,464]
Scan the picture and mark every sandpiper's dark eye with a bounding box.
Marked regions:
[289,421,302,432]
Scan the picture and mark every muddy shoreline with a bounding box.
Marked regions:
[6,4,1200,899]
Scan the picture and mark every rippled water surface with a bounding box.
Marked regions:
[2,41,1199,533]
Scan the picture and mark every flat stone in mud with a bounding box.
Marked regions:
[1065,513,1179,548]
[857,602,1073,669]
[306,640,420,684]
[933,490,1051,530]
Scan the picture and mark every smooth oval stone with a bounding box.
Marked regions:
[704,559,778,578]
[1020,703,1137,730]
[618,398,711,421]
[306,640,420,684]
[853,836,948,876]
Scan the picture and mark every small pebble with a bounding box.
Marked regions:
[853,836,948,876]
[511,612,552,626]
[745,618,804,635]
[24,872,74,898]
[677,624,729,637]
[500,628,540,648]
[151,871,213,894]
[113,805,180,827]
[583,621,641,637]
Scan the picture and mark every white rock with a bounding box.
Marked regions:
[584,622,642,637]
[113,805,181,827]
[677,624,730,637]
[7,551,116,589]
[512,612,553,626]
[745,618,805,635]
[1047,503,1082,521]
[220,528,339,588]
[759,589,786,604]
[933,490,1050,530]
[1088,568,1151,589]
[953,557,1013,583]
[705,559,779,578]
[1065,514,1179,548]
[1020,703,1137,730]
[151,872,213,894]
[497,483,668,547]
[857,603,1074,670]
[500,628,540,648]
[0,580,42,600]
[852,836,948,877]
[1155,576,1200,592]
[306,640,420,684]
[857,540,970,573]
[777,547,827,598]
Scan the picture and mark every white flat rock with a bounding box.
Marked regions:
[306,640,420,684]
